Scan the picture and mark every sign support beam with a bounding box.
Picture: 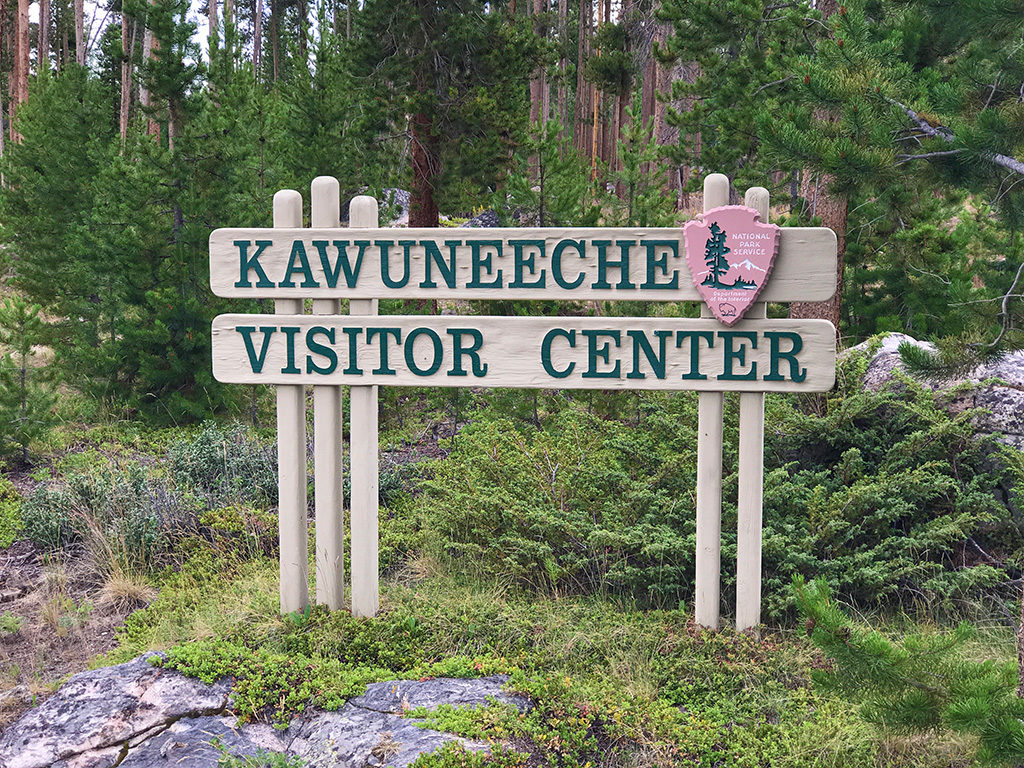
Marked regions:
[311,176,345,610]
[694,173,730,630]
[349,196,380,618]
[736,186,769,633]
[273,189,309,615]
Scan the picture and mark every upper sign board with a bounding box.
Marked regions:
[209,226,837,302]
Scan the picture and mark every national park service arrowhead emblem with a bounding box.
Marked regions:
[683,205,781,326]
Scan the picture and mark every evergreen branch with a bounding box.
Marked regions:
[888,98,1024,177]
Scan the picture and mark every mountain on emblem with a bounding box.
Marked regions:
[683,205,781,325]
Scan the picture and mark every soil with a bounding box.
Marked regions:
[0,540,137,731]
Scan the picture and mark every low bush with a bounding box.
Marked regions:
[167,422,277,507]
[414,356,1023,619]
[21,461,201,570]
[0,477,23,548]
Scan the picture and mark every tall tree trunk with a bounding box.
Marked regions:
[225,0,234,42]
[74,0,84,65]
[529,0,544,125]
[557,0,567,141]
[270,0,278,82]
[207,0,217,55]
[788,172,846,328]
[253,0,262,81]
[573,0,590,156]
[120,12,134,143]
[296,0,306,62]
[409,111,440,228]
[9,0,29,143]
[140,4,159,139]
[38,0,51,71]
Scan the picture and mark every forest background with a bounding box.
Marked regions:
[1,1,1024,766]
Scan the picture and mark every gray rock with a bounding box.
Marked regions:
[0,653,230,768]
[349,676,528,714]
[288,703,488,768]
[379,189,411,226]
[459,210,501,228]
[845,333,937,391]
[847,332,1024,448]
[1,656,531,768]
[118,715,288,767]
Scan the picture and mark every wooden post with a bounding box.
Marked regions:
[736,186,769,632]
[311,177,344,610]
[349,196,380,618]
[695,173,729,629]
[273,189,309,614]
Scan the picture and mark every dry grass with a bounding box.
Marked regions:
[98,569,156,613]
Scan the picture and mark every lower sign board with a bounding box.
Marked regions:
[212,315,836,392]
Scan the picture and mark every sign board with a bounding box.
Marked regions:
[209,227,837,302]
[212,315,836,392]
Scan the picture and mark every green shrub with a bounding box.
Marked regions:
[21,480,80,550]
[0,477,23,547]
[413,359,1022,618]
[167,422,277,506]
[0,611,22,635]
[21,461,202,568]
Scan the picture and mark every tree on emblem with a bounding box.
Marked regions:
[701,222,732,288]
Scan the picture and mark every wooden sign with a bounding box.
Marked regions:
[208,227,837,302]
[211,315,836,392]
[684,206,780,325]
[209,174,840,631]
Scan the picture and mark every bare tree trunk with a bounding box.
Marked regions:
[789,171,846,328]
[529,0,544,125]
[573,0,589,156]
[225,0,234,38]
[120,12,134,143]
[74,0,84,65]
[253,0,263,81]
[207,0,217,55]
[296,0,306,62]
[409,111,440,228]
[557,0,567,141]
[9,0,29,143]
[140,4,159,139]
[38,0,51,71]
[270,0,278,82]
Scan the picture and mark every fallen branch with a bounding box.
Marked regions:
[888,98,1024,177]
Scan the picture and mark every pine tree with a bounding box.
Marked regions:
[0,297,57,464]
[702,223,731,288]
[495,118,599,227]
[353,0,542,224]
[794,576,1024,766]
[601,95,676,227]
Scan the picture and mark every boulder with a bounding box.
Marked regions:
[846,333,1024,449]
[459,210,501,228]
[0,658,530,768]
[0,653,230,768]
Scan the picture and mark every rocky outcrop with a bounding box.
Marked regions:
[847,333,1024,449]
[0,655,528,768]
[459,210,501,228]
